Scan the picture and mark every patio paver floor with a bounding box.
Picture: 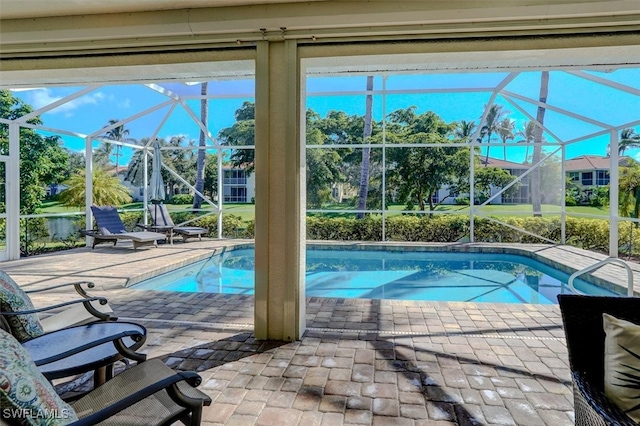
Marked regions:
[2,239,615,425]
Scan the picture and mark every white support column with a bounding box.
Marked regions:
[6,124,20,260]
[254,39,305,341]
[609,129,619,258]
[469,139,476,242]
[217,149,223,239]
[143,148,149,225]
[561,144,566,245]
[84,136,93,246]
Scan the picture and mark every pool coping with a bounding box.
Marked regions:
[125,240,633,296]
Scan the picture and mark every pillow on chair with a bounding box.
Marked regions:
[0,328,78,425]
[0,271,44,342]
[603,313,640,423]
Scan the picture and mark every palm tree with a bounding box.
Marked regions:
[619,164,640,221]
[619,128,640,156]
[123,139,149,187]
[515,121,537,163]
[531,71,549,217]
[455,120,477,142]
[102,119,130,175]
[480,104,507,166]
[497,118,515,160]
[193,82,208,211]
[59,167,132,207]
[356,75,374,220]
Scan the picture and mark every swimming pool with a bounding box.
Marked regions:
[131,247,619,304]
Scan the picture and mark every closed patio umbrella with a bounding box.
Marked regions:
[149,139,165,203]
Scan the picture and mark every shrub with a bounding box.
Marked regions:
[172,194,194,205]
[192,213,246,238]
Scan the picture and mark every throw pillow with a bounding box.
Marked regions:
[603,312,640,423]
[0,270,44,342]
[0,328,79,425]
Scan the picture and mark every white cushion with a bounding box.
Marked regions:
[603,312,640,423]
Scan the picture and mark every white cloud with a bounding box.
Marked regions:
[29,89,106,115]
[117,99,132,109]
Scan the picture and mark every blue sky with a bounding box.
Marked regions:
[11,68,640,166]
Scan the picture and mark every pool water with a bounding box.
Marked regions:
[131,248,619,304]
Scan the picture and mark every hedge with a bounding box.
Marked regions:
[13,211,640,259]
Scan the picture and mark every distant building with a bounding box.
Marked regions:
[222,168,255,203]
[564,155,634,187]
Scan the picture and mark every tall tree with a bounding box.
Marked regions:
[356,76,374,219]
[480,104,507,166]
[193,82,208,211]
[386,109,461,211]
[306,127,344,208]
[101,119,130,174]
[455,120,477,142]
[619,163,640,221]
[0,90,69,214]
[203,153,219,199]
[515,121,537,163]
[219,101,255,174]
[497,118,515,160]
[531,71,549,217]
[619,128,640,156]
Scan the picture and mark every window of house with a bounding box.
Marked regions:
[568,172,580,182]
[224,186,247,202]
[596,170,610,185]
[223,169,247,185]
[582,172,593,186]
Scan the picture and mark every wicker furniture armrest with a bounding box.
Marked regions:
[573,371,637,426]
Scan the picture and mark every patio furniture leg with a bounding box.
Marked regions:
[94,366,107,387]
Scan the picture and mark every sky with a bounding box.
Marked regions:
[9,68,640,167]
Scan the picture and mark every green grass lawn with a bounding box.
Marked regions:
[314,203,609,217]
[39,201,610,224]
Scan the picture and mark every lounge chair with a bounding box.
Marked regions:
[0,328,211,425]
[83,205,166,249]
[0,269,114,340]
[558,294,640,425]
[144,203,209,243]
[0,270,147,388]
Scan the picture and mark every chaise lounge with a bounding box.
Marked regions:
[0,328,211,425]
[83,205,167,249]
[0,269,147,388]
[143,203,209,244]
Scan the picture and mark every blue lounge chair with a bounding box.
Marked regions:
[144,203,208,244]
[84,205,166,249]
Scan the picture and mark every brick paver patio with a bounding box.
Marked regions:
[5,239,634,425]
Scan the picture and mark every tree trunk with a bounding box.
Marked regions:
[356,76,374,219]
[193,82,208,211]
[114,145,120,175]
[531,71,549,217]
[483,130,491,167]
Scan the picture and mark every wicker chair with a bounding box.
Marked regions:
[557,294,639,425]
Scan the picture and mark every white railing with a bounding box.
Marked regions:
[568,257,635,297]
